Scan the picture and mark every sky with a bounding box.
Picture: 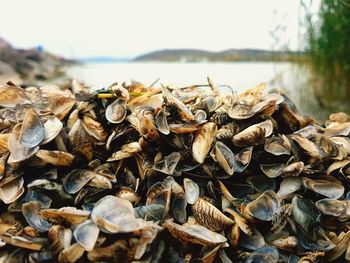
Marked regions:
[0,0,308,59]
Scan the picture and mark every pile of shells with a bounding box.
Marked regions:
[0,78,350,263]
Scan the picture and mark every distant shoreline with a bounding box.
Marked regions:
[79,48,304,64]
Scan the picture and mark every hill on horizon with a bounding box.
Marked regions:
[133,48,301,62]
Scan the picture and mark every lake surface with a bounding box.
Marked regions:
[65,62,328,120]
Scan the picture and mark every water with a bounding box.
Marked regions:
[65,62,328,120]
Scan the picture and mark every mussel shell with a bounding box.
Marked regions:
[183,178,199,205]
[105,99,127,124]
[63,169,96,194]
[245,245,279,263]
[228,103,254,120]
[146,181,171,217]
[291,196,320,235]
[35,150,75,167]
[235,147,253,173]
[155,109,170,135]
[171,192,187,223]
[42,117,63,145]
[163,221,227,246]
[324,121,350,137]
[0,177,25,204]
[58,243,85,263]
[22,201,52,232]
[260,163,284,178]
[264,134,291,156]
[162,85,195,121]
[8,123,39,163]
[40,207,90,225]
[0,83,31,107]
[48,225,72,254]
[91,195,145,234]
[277,177,302,197]
[244,190,280,221]
[82,115,107,142]
[19,108,44,148]
[281,161,304,177]
[192,197,234,231]
[152,152,181,175]
[134,204,165,221]
[212,141,235,175]
[232,124,265,147]
[238,227,265,250]
[192,122,217,164]
[302,177,344,199]
[315,199,347,217]
[73,220,100,251]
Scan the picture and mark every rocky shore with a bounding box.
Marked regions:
[0,37,74,85]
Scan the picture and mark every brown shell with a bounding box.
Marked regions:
[163,221,227,246]
[40,207,90,225]
[192,122,217,164]
[192,197,234,231]
[48,225,73,254]
[232,124,265,147]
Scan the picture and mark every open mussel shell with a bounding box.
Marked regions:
[22,201,52,232]
[264,134,291,155]
[238,227,265,250]
[302,177,344,199]
[73,220,100,251]
[105,98,127,124]
[291,196,320,236]
[19,108,44,148]
[228,103,254,120]
[235,146,253,173]
[8,123,39,163]
[91,195,145,234]
[277,177,302,197]
[211,141,235,175]
[152,152,181,175]
[163,221,227,246]
[155,109,170,135]
[324,121,350,137]
[244,190,280,221]
[260,163,284,178]
[315,199,348,217]
[0,176,25,204]
[183,178,199,205]
[171,192,187,223]
[63,169,96,194]
[42,117,63,145]
[146,181,171,217]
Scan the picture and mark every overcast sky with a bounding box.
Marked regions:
[0,0,308,59]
